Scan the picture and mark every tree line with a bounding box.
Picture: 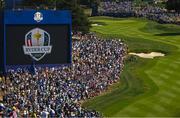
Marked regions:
[166,0,180,12]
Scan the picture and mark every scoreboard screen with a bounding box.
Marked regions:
[6,25,71,65]
[0,10,72,71]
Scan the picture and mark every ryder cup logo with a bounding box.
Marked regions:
[23,28,52,61]
[34,12,43,22]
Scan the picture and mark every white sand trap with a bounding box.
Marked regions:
[129,52,165,59]
[91,24,102,27]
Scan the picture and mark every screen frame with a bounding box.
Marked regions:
[3,10,72,71]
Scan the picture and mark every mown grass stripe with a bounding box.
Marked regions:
[84,17,180,117]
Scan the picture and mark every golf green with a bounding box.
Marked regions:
[83,17,180,117]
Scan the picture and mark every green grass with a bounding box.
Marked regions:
[83,17,180,117]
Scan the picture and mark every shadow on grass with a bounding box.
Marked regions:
[155,32,180,36]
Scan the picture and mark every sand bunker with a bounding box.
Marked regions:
[129,52,165,59]
[91,24,102,27]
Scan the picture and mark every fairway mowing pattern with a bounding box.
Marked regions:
[83,17,180,117]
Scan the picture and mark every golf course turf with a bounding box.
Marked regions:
[82,17,180,117]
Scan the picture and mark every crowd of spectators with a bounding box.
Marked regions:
[98,1,180,24]
[98,1,134,17]
[135,5,180,24]
[72,32,97,41]
[0,34,127,117]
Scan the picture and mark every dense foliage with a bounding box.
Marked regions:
[0,0,4,9]
[22,0,91,33]
[166,0,180,12]
[57,0,91,33]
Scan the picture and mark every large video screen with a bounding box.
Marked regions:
[6,24,71,65]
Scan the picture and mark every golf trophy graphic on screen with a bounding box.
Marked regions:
[23,28,52,61]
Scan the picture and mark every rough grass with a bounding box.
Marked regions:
[83,17,180,117]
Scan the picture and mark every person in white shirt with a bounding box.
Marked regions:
[40,108,49,118]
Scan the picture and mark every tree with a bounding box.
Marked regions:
[22,0,91,33]
[79,0,101,7]
[166,0,180,12]
[56,0,91,33]
[79,0,100,16]
[22,0,50,8]
[0,0,4,9]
